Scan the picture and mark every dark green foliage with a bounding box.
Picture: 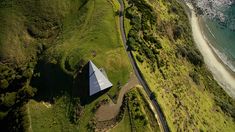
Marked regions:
[0,92,17,108]
[126,0,165,77]
[0,79,9,89]
[152,48,160,55]
[127,91,148,129]
[17,85,37,100]
[0,102,29,132]
[128,29,139,40]
[127,37,138,51]
[131,15,142,30]
[171,6,178,14]
[199,68,235,119]
[69,98,83,124]
[87,119,96,132]
[0,62,37,126]
[173,26,183,40]
[143,45,155,61]
[27,19,61,39]
[177,45,203,66]
[127,0,156,21]
[189,70,200,85]
[136,54,144,63]
[215,98,235,119]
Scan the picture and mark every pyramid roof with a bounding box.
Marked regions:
[89,61,113,96]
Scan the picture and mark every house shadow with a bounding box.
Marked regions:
[30,60,73,102]
[31,60,110,105]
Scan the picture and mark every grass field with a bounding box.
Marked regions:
[0,0,132,131]
[29,0,132,131]
[28,98,78,132]
[124,0,235,131]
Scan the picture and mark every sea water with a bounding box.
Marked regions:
[197,1,235,73]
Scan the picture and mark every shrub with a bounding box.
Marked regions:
[173,26,183,40]
[177,45,203,66]
[0,79,9,89]
[127,37,138,51]
[131,15,141,30]
[189,71,200,85]
[187,50,203,66]
[136,54,144,63]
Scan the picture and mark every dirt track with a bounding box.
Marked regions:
[95,73,139,121]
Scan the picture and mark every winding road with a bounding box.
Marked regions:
[117,0,170,132]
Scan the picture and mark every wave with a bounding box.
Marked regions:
[210,45,235,73]
[202,23,235,73]
[187,1,235,98]
[185,0,234,25]
[205,23,216,39]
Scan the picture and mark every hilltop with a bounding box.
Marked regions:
[0,0,235,131]
[0,0,132,131]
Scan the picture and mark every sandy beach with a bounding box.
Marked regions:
[186,3,235,98]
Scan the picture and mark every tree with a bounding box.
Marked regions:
[0,79,9,89]
[136,54,144,63]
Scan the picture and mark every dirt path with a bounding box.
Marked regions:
[95,73,139,121]
[27,104,33,132]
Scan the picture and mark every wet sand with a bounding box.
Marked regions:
[187,3,235,98]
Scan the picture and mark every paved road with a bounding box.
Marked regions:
[117,0,170,132]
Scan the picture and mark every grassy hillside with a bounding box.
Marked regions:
[0,0,132,131]
[124,0,235,131]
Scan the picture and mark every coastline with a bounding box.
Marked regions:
[186,3,235,98]
[199,18,235,77]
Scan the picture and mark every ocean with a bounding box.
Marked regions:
[199,2,235,73]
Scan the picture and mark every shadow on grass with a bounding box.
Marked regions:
[31,60,109,105]
[30,60,73,102]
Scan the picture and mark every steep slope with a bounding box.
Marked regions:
[124,0,235,131]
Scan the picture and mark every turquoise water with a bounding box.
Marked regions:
[201,4,235,72]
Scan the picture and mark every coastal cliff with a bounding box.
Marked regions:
[124,0,235,131]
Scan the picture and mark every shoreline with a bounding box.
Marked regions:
[198,17,235,77]
[197,17,235,77]
[186,3,235,98]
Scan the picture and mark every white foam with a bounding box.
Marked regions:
[203,22,235,73]
[187,3,235,98]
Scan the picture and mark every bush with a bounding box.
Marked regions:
[1,92,17,108]
[131,15,141,30]
[173,26,183,40]
[0,79,9,89]
[189,71,200,85]
[142,45,155,61]
[187,50,203,66]
[177,45,203,66]
[136,54,144,63]
[127,37,138,51]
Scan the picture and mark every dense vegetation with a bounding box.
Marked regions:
[0,0,132,131]
[125,0,235,131]
[111,87,160,132]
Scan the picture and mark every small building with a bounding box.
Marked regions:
[89,60,113,96]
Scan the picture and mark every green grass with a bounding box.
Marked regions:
[110,110,132,132]
[29,0,132,131]
[28,98,79,132]
[0,0,132,131]
[28,95,110,132]
[110,88,160,132]
[124,0,235,131]
[42,0,132,97]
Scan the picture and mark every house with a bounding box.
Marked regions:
[88,60,113,96]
